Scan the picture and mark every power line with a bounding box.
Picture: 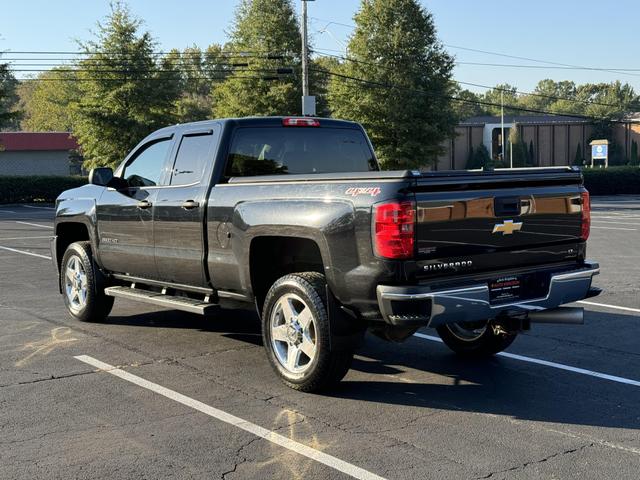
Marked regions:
[310,66,626,123]
[10,67,293,74]
[455,61,640,75]
[14,75,285,83]
[308,16,640,78]
[1,50,288,56]
[445,44,640,78]
[456,80,628,109]
[312,49,632,110]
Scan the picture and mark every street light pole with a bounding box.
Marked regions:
[501,90,505,164]
[301,0,316,116]
[301,0,309,98]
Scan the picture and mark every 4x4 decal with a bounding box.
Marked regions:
[345,186,381,197]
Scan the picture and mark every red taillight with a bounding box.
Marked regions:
[374,201,415,259]
[581,190,591,241]
[282,117,320,127]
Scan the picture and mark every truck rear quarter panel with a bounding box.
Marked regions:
[206,179,411,314]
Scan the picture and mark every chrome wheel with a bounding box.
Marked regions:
[270,293,317,375]
[445,320,488,342]
[64,254,88,313]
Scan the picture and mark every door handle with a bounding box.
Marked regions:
[182,200,200,210]
[137,200,152,209]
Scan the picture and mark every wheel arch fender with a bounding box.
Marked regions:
[53,197,100,291]
[234,198,358,304]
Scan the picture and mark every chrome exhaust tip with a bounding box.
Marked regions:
[528,307,584,325]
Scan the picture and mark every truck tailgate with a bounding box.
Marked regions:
[411,168,586,278]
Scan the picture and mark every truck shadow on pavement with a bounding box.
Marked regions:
[105,306,264,346]
[337,316,640,431]
[104,308,640,431]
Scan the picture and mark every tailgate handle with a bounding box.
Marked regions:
[495,197,521,216]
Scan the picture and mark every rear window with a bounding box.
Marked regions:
[226,127,377,177]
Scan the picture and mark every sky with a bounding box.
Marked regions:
[2,0,640,94]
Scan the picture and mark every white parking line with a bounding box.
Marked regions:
[591,215,640,220]
[20,205,55,210]
[591,226,637,231]
[0,245,52,260]
[578,300,640,314]
[74,355,386,480]
[15,221,53,229]
[414,333,640,387]
[12,244,640,391]
[591,220,640,226]
[0,235,53,241]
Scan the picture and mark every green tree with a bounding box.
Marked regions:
[508,124,530,167]
[469,144,492,170]
[518,79,580,115]
[580,81,640,119]
[0,60,19,130]
[18,68,81,131]
[452,87,486,120]
[529,140,535,166]
[166,44,234,123]
[327,0,457,168]
[465,146,475,169]
[212,0,301,117]
[481,84,520,116]
[73,2,181,168]
[310,56,340,117]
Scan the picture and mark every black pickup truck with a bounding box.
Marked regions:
[52,116,600,391]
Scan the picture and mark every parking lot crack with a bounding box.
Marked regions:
[0,369,97,388]
[475,443,595,479]
[220,436,261,479]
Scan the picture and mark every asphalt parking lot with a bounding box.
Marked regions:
[1,198,640,480]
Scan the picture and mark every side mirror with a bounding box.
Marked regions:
[88,167,114,186]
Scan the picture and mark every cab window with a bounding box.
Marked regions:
[123,139,172,187]
[170,133,213,186]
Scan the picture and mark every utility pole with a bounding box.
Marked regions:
[501,90,505,164]
[301,0,316,116]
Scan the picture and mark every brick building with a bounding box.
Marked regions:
[436,115,640,170]
[0,132,80,176]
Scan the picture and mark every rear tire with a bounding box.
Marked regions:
[436,320,517,357]
[60,241,113,323]
[262,272,354,392]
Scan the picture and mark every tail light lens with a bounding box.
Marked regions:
[374,201,416,259]
[581,190,591,241]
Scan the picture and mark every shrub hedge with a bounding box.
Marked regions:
[0,176,87,204]
[582,166,640,195]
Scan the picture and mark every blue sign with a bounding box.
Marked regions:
[592,144,608,159]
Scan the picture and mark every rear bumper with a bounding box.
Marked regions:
[377,261,600,327]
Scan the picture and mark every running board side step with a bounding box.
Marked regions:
[104,286,218,315]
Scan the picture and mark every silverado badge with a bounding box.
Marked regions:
[492,220,523,235]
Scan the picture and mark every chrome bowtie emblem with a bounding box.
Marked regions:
[493,220,523,235]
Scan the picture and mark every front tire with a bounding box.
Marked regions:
[436,320,517,357]
[60,241,113,322]
[262,272,354,392]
